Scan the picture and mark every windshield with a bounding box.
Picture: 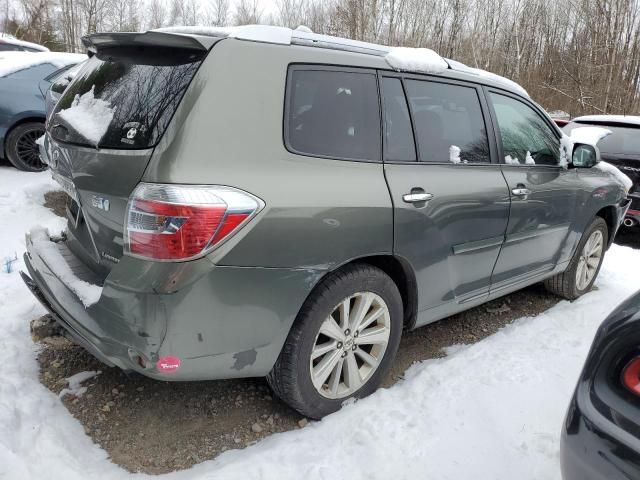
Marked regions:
[564,122,640,156]
[50,48,204,149]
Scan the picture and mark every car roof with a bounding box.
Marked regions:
[84,25,529,98]
[572,115,640,128]
[0,51,87,78]
[0,33,49,52]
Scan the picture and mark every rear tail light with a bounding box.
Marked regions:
[622,356,640,396]
[125,183,263,260]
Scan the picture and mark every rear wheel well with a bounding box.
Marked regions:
[336,255,418,329]
[595,206,616,248]
[3,116,46,158]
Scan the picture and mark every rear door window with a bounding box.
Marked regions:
[405,79,490,164]
[489,93,559,166]
[285,68,380,161]
[50,49,204,149]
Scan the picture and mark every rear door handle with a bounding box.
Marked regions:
[403,192,434,203]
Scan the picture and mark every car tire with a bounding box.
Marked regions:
[267,264,403,419]
[5,122,47,172]
[545,217,608,300]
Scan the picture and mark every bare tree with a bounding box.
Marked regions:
[207,0,230,26]
[234,0,262,25]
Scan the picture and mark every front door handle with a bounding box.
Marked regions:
[403,192,434,203]
[512,186,531,196]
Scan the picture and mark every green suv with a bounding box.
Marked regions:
[22,26,630,419]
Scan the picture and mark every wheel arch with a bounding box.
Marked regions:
[595,205,617,248]
[309,255,419,330]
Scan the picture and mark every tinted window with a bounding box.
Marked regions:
[405,80,489,163]
[51,49,203,149]
[6,63,57,80]
[564,123,640,156]
[0,43,22,51]
[286,69,380,161]
[50,62,84,94]
[490,93,559,166]
[381,77,415,161]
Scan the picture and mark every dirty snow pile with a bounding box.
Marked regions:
[58,371,101,399]
[57,86,115,146]
[1,166,640,480]
[0,51,85,78]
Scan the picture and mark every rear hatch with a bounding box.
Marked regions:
[44,32,212,278]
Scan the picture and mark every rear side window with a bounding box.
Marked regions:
[405,80,490,163]
[50,48,203,149]
[286,69,380,161]
[381,77,416,162]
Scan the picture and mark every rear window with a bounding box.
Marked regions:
[285,68,380,161]
[564,123,640,156]
[50,48,204,149]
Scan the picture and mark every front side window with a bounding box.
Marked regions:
[490,93,559,166]
[286,69,380,161]
[405,79,490,164]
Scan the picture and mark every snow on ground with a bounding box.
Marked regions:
[1,166,639,480]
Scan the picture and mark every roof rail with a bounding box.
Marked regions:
[290,31,390,56]
[152,25,528,97]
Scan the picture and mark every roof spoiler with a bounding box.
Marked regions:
[81,31,218,55]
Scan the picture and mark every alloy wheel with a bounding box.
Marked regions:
[576,230,604,291]
[15,126,45,169]
[309,291,391,399]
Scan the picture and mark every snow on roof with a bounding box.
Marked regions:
[0,51,86,78]
[385,47,448,74]
[0,33,49,52]
[572,115,640,127]
[154,25,525,96]
[445,58,528,97]
[569,126,612,145]
[548,110,570,120]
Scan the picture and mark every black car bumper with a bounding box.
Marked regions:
[561,390,640,480]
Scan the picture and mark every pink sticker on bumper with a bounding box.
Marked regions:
[156,356,181,373]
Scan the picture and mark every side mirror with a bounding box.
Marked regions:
[572,143,601,168]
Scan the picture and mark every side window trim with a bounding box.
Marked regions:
[378,71,418,163]
[388,73,497,166]
[484,86,563,168]
[283,63,382,163]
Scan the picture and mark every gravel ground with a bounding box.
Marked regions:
[33,191,639,474]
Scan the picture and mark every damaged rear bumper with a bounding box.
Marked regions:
[22,228,322,381]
